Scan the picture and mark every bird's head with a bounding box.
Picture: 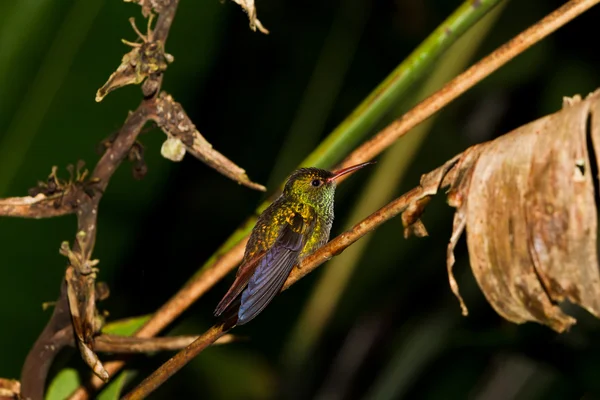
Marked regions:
[283,162,373,211]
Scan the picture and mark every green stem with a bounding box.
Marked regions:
[189,0,502,280]
[301,0,504,169]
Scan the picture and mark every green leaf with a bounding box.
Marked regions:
[45,368,80,400]
[101,315,151,336]
[97,371,135,400]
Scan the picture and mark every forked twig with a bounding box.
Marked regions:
[10,0,262,397]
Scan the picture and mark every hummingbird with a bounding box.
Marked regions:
[214,162,374,325]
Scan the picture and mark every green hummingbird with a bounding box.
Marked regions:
[214,162,373,325]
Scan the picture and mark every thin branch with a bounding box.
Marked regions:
[21,281,72,400]
[122,324,229,400]
[0,164,92,219]
[150,0,178,43]
[94,333,237,353]
[120,0,600,396]
[92,106,152,190]
[58,92,153,385]
[0,194,76,218]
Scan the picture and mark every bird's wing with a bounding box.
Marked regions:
[237,213,308,325]
[214,251,265,317]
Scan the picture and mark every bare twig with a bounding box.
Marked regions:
[0,194,76,218]
[123,0,172,17]
[21,281,73,400]
[0,163,91,219]
[59,96,153,384]
[94,332,237,353]
[94,334,200,353]
[122,324,229,400]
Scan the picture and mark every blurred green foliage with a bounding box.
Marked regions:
[2,0,600,399]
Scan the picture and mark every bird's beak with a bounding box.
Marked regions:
[326,161,375,183]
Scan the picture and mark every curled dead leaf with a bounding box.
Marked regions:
[422,89,600,333]
[0,379,20,400]
[401,195,431,238]
[231,0,269,34]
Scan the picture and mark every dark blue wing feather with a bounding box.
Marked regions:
[214,252,265,317]
[237,219,305,325]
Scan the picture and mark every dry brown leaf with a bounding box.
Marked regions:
[443,145,484,317]
[231,0,269,34]
[401,195,431,238]
[0,379,20,400]
[433,89,600,332]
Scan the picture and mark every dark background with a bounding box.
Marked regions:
[1,0,600,398]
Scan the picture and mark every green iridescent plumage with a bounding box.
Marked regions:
[247,168,335,259]
[214,162,372,325]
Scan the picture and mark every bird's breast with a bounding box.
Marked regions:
[300,214,333,258]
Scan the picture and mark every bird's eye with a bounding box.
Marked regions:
[311,179,322,187]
